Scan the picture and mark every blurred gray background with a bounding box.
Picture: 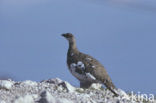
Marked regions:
[0,0,156,94]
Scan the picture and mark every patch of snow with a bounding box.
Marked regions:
[78,94,96,103]
[31,94,38,101]
[89,83,102,90]
[21,80,38,86]
[63,81,76,93]
[76,88,84,92]
[14,95,34,103]
[0,80,14,90]
[117,89,130,100]
[58,81,76,93]
[39,91,74,103]
[0,101,6,103]
[57,98,74,103]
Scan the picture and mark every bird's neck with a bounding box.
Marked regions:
[68,39,78,53]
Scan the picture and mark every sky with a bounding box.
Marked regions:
[0,0,156,94]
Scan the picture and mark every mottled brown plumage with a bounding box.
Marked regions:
[62,33,118,96]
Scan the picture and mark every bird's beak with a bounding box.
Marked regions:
[61,34,66,37]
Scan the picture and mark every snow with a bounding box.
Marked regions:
[14,95,34,103]
[63,81,76,93]
[0,78,154,103]
[21,80,38,86]
[0,101,6,103]
[89,83,102,90]
[0,80,14,90]
[117,89,130,100]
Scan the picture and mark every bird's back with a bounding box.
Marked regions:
[78,52,113,83]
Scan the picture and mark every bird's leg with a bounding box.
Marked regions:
[80,81,92,88]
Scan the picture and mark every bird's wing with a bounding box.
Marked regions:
[78,52,113,83]
[76,53,118,96]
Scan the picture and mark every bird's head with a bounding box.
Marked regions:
[61,33,75,42]
[62,33,77,50]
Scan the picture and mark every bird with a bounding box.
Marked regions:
[62,33,119,96]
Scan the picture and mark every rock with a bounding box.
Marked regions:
[58,81,76,93]
[42,78,63,84]
[38,91,55,103]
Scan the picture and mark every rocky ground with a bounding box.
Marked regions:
[0,78,155,103]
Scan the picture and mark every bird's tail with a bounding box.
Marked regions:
[104,80,119,97]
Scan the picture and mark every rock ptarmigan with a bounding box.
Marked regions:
[62,33,119,96]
